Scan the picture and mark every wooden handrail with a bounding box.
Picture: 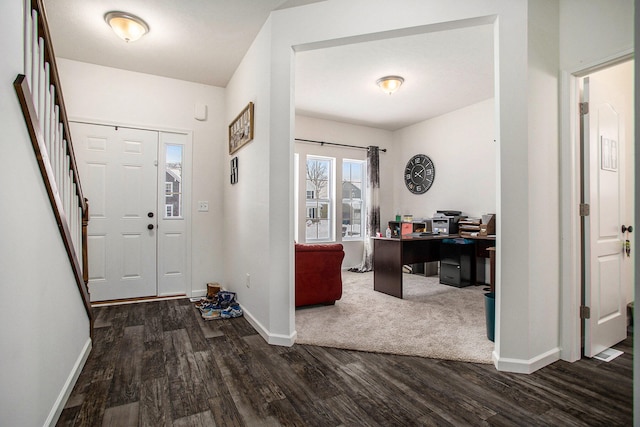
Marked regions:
[14,75,93,332]
[16,0,92,336]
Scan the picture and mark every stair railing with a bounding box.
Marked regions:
[14,0,92,334]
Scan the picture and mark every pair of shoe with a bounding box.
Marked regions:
[201,308,222,320]
[220,303,243,319]
[198,301,222,312]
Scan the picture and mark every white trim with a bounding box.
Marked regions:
[492,347,561,374]
[559,70,582,363]
[242,305,296,347]
[46,338,92,427]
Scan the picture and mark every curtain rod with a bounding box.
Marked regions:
[295,138,387,152]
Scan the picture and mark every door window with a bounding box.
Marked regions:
[165,144,183,219]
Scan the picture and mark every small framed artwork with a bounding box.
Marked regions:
[229,102,254,154]
[230,156,239,184]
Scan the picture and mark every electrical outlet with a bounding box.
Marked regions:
[198,201,209,212]
[246,273,251,288]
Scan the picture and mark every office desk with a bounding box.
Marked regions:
[373,235,496,298]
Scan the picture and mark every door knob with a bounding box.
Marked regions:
[148,212,154,218]
[148,224,154,230]
[622,225,633,233]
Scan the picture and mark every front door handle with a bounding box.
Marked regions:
[622,225,633,233]
[148,224,154,230]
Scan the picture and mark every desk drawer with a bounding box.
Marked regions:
[440,263,462,287]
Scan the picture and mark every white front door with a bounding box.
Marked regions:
[582,69,629,357]
[72,123,158,301]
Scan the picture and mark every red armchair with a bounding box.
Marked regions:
[295,243,345,307]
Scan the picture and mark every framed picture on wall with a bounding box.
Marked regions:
[230,156,239,184]
[229,102,254,154]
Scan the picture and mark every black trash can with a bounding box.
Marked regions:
[484,292,495,342]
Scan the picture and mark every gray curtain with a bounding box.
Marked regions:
[349,146,380,272]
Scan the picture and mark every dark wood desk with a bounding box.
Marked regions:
[373,235,496,298]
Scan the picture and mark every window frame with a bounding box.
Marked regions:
[341,158,366,241]
[304,155,335,242]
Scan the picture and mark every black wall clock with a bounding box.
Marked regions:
[404,154,435,194]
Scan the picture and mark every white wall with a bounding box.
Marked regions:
[518,0,561,365]
[294,115,394,267]
[224,20,290,342]
[559,0,634,70]
[238,0,555,370]
[0,1,90,425]
[56,59,226,297]
[393,99,496,220]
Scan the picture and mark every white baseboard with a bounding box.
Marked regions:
[493,347,561,374]
[241,305,296,347]
[46,337,92,427]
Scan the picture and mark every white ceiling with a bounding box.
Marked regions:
[43,1,494,131]
[295,25,495,130]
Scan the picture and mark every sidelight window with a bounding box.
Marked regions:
[164,144,183,218]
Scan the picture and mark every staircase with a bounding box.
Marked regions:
[14,0,92,334]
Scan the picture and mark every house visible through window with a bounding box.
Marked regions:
[342,159,364,239]
[165,144,183,218]
[305,156,333,241]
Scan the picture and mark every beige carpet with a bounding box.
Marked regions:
[295,271,494,363]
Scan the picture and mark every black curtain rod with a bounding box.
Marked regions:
[295,138,387,152]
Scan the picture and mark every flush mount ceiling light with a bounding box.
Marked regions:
[104,11,149,42]
[376,75,405,95]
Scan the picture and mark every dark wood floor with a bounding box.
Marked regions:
[57,298,633,426]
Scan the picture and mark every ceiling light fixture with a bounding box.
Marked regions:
[376,75,404,95]
[105,11,149,43]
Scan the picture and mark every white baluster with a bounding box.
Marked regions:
[57,123,64,197]
[44,64,51,157]
[71,188,78,253]
[63,149,70,224]
[55,118,62,195]
[30,10,37,93]
[49,86,56,177]
[24,0,32,87]
[79,205,83,272]
[38,37,45,128]
[52,105,60,193]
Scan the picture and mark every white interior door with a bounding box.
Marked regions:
[582,74,627,357]
[72,123,158,301]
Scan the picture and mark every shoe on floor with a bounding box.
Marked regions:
[221,303,243,319]
[201,308,222,320]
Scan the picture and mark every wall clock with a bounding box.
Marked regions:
[404,154,435,194]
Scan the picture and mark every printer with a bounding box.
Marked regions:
[431,210,465,235]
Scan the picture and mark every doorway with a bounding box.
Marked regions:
[71,122,192,302]
[579,60,634,357]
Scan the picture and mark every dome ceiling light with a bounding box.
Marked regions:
[105,11,149,43]
[376,75,405,95]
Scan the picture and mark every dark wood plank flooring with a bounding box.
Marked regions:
[57,298,633,426]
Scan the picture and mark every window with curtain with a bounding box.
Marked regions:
[305,156,334,241]
[342,159,365,240]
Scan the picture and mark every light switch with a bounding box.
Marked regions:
[198,201,209,212]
